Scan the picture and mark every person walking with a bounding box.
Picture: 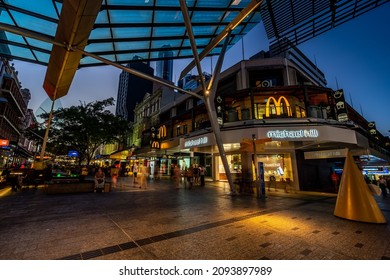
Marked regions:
[378,176,387,198]
[94,167,105,192]
[331,172,339,193]
[173,164,181,189]
[132,162,139,185]
[139,161,149,189]
[185,165,194,189]
[199,165,206,186]
[110,165,119,189]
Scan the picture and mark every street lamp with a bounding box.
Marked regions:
[37,97,56,168]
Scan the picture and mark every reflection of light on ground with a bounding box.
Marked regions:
[247,212,317,233]
[0,187,12,197]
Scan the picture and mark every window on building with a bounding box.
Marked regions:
[186,99,193,110]
[170,107,176,117]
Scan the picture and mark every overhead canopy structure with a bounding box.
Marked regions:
[1,0,388,192]
[260,0,389,54]
[0,0,262,68]
[0,0,388,97]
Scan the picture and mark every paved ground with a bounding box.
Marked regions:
[0,177,389,260]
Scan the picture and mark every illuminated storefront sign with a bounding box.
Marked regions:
[158,125,167,138]
[266,129,319,139]
[151,141,160,149]
[265,96,292,117]
[184,136,208,148]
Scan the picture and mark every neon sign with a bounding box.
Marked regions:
[184,136,208,148]
[265,96,292,117]
[266,129,319,139]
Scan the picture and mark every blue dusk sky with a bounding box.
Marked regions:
[13,3,390,135]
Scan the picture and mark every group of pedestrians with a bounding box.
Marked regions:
[172,163,206,189]
[93,161,207,191]
[131,161,149,189]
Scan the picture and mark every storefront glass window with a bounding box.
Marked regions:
[257,154,293,182]
[217,154,241,180]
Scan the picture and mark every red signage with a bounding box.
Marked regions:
[0,139,9,146]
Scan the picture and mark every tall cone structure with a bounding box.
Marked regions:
[334,152,386,223]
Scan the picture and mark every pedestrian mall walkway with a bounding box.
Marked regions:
[1,176,389,260]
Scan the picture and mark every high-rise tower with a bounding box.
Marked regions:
[116,56,154,121]
[156,45,173,82]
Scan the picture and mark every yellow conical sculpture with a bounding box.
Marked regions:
[334,152,386,223]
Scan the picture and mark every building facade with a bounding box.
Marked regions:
[129,46,390,193]
[0,58,33,167]
[156,46,173,82]
[116,57,154,122]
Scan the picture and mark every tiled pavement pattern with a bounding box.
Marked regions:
[0,177,389,260]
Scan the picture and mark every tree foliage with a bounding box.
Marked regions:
[27,98,131,165]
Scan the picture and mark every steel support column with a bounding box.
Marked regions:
[179,0,264,79]
[180,0,236,194]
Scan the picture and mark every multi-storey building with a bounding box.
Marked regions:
[156,46,173,82]
[132,77,183,175]
[0,58,32,166]
[131,45,390,193]
[116,56,154,122]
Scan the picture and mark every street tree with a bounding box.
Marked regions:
[28,98,131,165]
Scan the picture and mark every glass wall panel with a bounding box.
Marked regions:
[115,41,150,51]
[90,28,112,40]
[8,0,58,19]
[113,28,151,38]
[153,27,186,37]
[107,0,154,5]
[85,43,115,52]
[32,50,50,64]
[25,38,52,51]
[154,11,183,23]
[12,11,57,36]
[109,10,152,24]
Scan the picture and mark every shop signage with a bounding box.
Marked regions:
[184,136,208,148]
[304,148,348,160]
[333,89,348,122]
[266,129,319,139]
[265,96,292,117]
[0,139,9,146]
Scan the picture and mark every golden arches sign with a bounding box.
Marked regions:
[158,125,167,138]
[151,141,160,149]
[265,96,292,117]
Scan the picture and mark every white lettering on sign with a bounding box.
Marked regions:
[184,136,209,148]
[266,129,319,139]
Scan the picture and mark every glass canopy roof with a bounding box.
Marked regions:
[1,0,388,68]
[0,0,262,68]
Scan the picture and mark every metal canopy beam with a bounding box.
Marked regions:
[43,0,102,100]
[0,22,202,99]
[180,0,235,194]
[179,0,264,80]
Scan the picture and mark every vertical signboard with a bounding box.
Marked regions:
[368,121,378,140]
[332,89,348,122]
[215,95,224,125]
[326,91,336,120]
